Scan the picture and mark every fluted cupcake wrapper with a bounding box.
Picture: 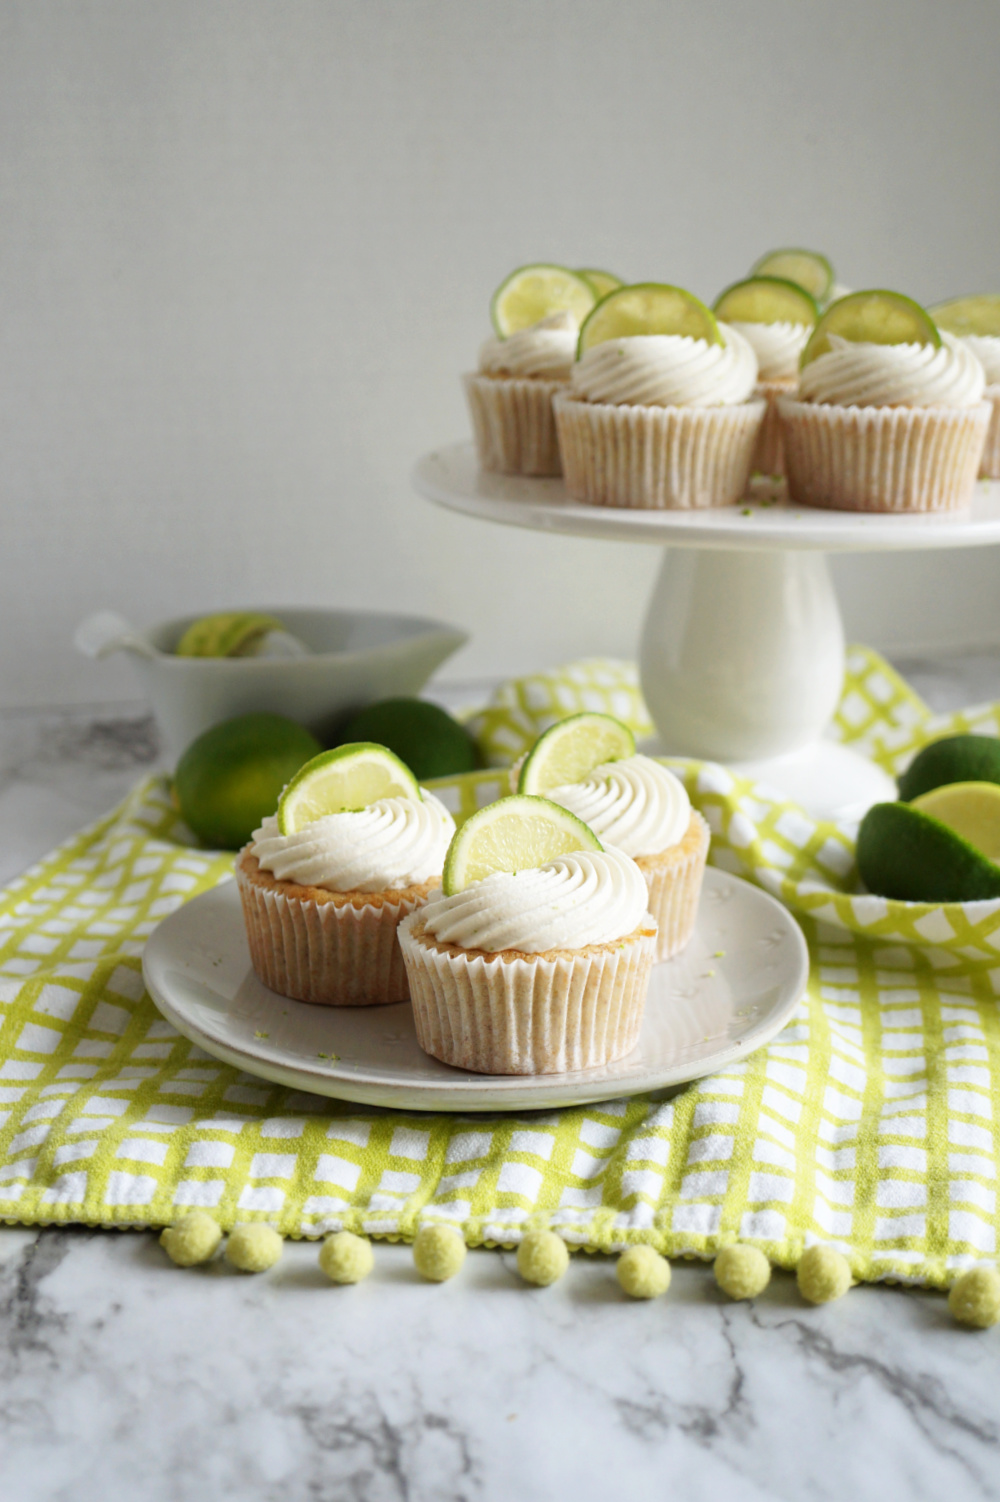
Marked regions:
[553,394,766,510]
[398,916,657,1075]
[235,857,429,1007]
[751,378,797,477]
[463,373,565,476]
[778,397,991,513]
[982,386,1000,479]
[636,811,710,963]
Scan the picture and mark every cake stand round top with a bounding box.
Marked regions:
[414,443,1000,554]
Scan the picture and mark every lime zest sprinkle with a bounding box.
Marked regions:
[254,1030,269,1040]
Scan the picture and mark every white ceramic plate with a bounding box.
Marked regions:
[142,870,809,1113]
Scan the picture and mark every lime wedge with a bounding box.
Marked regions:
[490,264,596,338]
[856,800,1000,903]
[441,794,602,896]
[713,276,818,327]
[911,781,1000,861]
[517,712,636,795]
[578,284,722,355]
[277,743,420,835]
[800,290,941,369]
[898,733,1000,802]
[176,611,286,658]
[928,294,1000,339]
[577,268,623,299]
[750,249,834,304]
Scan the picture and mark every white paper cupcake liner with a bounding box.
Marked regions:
[751,378,797,478]
[981,386,1000,479]
[553,393,766,510]
[778,397,991,513]
[398,916,657,1075]
[636,811,710,962]
[235,850,434,1007]
[463,373,565,476]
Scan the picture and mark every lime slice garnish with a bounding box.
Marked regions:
[713,276,818,327]
[441,794,602,896]
[277,743,420,835]
[750,249,834,304]
[800,290,941,369]
[176,611,287,658]
[928,294,1000,339]
[490,264,596,338]
[577,268,623,299]
[577,284,722,356]
[911,781,1000,862]
[517,712,636,795]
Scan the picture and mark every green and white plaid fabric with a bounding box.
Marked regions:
[0,646,998,1289]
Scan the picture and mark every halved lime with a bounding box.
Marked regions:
[800,290,941,369]
[750,249,834,304]
[517,712,635,795]
[176,611,286,658]
[713,276,818,327]
[856,801,1000,903]
[578,268,623,299]
[911,781,1000,861]
[928,294,1000,339]
[277,743,420,835]
[441,794,602,896]
[578,284,722,355]
[490,264,596,338]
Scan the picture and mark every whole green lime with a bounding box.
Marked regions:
[339,698,477,780]
[856,801,1000,903]
[898,734,1000,803]
[173,713,322,849]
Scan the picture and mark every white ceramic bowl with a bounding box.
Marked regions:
[75,606,468,767]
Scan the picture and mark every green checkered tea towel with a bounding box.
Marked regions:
[1,645,998,1289]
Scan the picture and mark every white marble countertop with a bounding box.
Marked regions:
[2,658,1000,1502]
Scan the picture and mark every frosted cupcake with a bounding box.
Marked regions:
[464,264,596,476]
[713,276,819,477]
[398,796,657,1074]
[930,296,1000,480]
[235,745,455,1006]
[778,291,990,513]
[553,283,765,509]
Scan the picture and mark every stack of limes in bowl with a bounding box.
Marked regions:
[857,735,1000,902]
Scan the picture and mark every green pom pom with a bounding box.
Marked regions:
[413,1224,466,1282]
[616,1245,671,1299]
[948,1264,1000,1328]
[159,1210,222,1267]
[319,1231,374,1285]
[516,1229,569,1286]
[714,1244,771,1300]
[225,1223,283,1273]
[797,1244,851,1304]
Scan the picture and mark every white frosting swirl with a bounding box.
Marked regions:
[420,846,650,953]
[570,324,757,407]
[251,792,455,893]
[799,331,986,408]
[546,755,690,859]
[479,311,577,381]
[964,335,1000,386]
[729,321,810,381]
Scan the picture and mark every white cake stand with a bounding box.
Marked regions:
[413,444,1000,819]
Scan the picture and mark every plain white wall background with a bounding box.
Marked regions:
[2,0,1000,709]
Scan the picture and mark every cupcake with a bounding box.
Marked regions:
[542,756,708,962]
[779,290,990,513]
[553,284,765,509]
[235,748,455,1007]
[398,797,657,1074]
[464,264,596,476]
[930,296,1000,480]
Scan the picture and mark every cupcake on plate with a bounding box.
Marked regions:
[930,295,1000,479]
[464,263,597,476]
[779,290,990,513]
[235,744,455,1006]
[712,275,819,477]
[553,283,765,509]
[398,795,657,1075]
